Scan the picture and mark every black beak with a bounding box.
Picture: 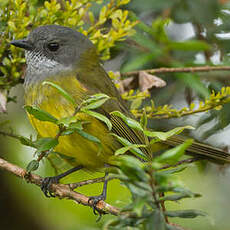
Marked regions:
[10,39,33,50]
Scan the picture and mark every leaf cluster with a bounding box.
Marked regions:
[105,139,204,230]
[131,86,230,119]
[0,0,136,101]
[116,0,230,139]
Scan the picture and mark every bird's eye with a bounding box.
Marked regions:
[47,42,59,52]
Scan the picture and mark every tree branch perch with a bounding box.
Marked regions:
[0,156,120,216]
[121,66,230,77]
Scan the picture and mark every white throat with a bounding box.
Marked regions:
[24,50,73,87]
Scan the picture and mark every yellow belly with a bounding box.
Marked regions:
[25,76,119,169]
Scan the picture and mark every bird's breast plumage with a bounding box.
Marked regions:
[24,75,119,169]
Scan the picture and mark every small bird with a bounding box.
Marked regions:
[11,25,230,204]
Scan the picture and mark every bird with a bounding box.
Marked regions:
[10,24,230,205]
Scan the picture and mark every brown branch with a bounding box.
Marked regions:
[121,66,230,77]
[0,157,120,216]
[0,157,192,229]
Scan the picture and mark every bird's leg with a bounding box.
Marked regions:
[41,165,83,198]
[88,172,109,215]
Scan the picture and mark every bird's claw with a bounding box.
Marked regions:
[41,176,59,198]
[88,195,107,216]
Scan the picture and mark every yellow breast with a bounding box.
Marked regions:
[24,75,118,169]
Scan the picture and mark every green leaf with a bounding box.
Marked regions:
[60,121,86,135]
[168,40,210,51]
[115,144,146,155]
[112,134,148,161]
[60,129,75,136]
[151,210,166,230]
[82,93,110,105]
[81,98,109,110]
[34,137,59,152]
[129,12,154,35]
[26,160,39,172]
[75,129,101,145]
[160,192,201,202]
[133,197,147,217]
[42,81,77,106]
[111,111,143,131]
[130,98,143,110]
[132,32,160,52]
[18,136,36,148]
[24,105,58,123]
[82,109,112,130]
[178,74,210,98]
[145,126,194,142]
[140,109,147,129]
[155,139,193,164]
[69,121,87,130]
[165,210,206,218]
[115,155,147,182]
[160,165,187,175]
[57,116,78,127]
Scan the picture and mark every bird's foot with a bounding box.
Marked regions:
[41,176,60,198]
[88,194,107,217]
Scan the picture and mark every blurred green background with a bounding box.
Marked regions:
[2,0,230,229]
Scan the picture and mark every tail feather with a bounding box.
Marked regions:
[165,135,230,164]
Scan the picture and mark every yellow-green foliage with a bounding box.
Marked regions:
[0,0,136,93]
[131,87,230,119]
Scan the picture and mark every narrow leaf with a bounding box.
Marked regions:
[26,160,39,172]
[42,81,76,106]
[165,210,206,218]
[57,116,77,127]
[155,139,193,164]
[115,144,146,155]
[82,94,110,105]
[160,192,201,202]
[82,109,112,130]
[81,98,109,110]
[19,136,36,148]
[34,137,59,152]
[61,121,87,135]
[146,126,194,142]
[112,134,148,160]
[130,98,143,110]
[152,210,166,230]
[140,109,147,129]
[160,166,187,175]
[75,129,101,145]
[111,111,143,131]
[24,105,58,123]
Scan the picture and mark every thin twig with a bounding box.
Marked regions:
[68,176,116,190]
[160,158,199,170]
[0,156,120,216]
[0,130,21,139]
[121,66,230,77]
[147,165,169,223]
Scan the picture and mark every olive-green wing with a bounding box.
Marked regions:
[76,64,152,158]
[165,135,230,164]
[76,64,230,163]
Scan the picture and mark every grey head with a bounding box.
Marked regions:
[11,25,96,86]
